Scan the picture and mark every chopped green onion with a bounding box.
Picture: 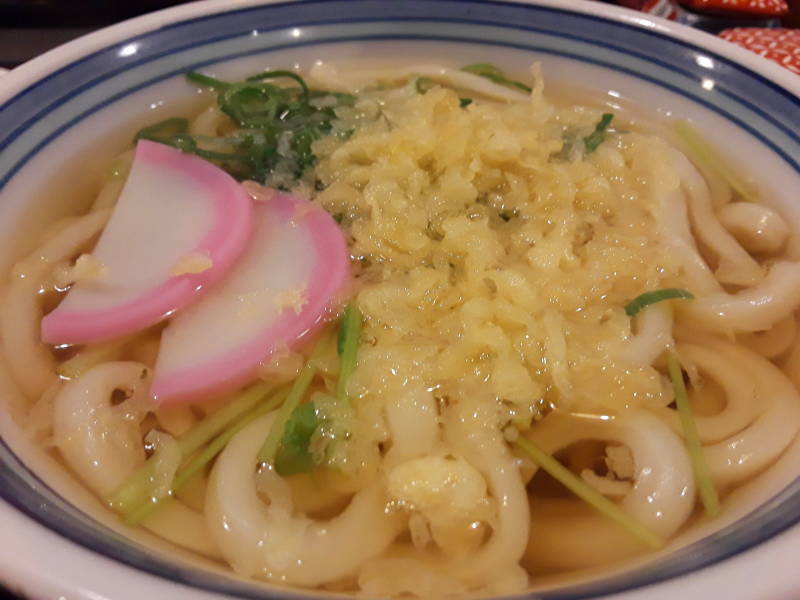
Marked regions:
[583,113,614,153]
[107,381,274,512]
[459,97,473,108]
[245,69,309,100]
[124,387,288,524]
[135,70,353,185]
[512,434,664,550]
[625,288,694,317]
[415,77,435,94]
[461,63,532,93]
[674,120,757,203]
[336,304,362,407]
[667,353,721,517]
[186,71,230,89]
[134,118,189,142]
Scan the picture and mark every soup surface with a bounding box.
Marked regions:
[4,61,800,598]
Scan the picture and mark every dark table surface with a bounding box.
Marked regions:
[0,0,194,69]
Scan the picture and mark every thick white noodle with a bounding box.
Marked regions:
[681,261,800,333]
[24,380,62,443]
[697,341,800,488]
[360,396,531,597]
[440,398,530,592]
[656,343,759,444]
[780,326,800,392]
[308,63,530,103]
[658,186,722,296]
[52,361,219,557]
[523,410,694,571]
[716,201,789,255]
[625,304,674,367]
[1,209,110,400]
[205,412,403,586]
[384,383,440,467]
[91,177,125,211]
[670,149,763,286]
[739,315,797,359]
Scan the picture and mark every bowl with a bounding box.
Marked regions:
[1,1,799,599]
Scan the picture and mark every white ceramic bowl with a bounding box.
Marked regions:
[1,1,799,599]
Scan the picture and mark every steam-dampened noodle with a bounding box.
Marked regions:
[3,61,800,598]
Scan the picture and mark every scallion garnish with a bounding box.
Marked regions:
[185,71,230,89]
[624,288,694,317]
[415,77,435,94]
[461,63,532,93]
[134,117,190,142]
[134,70,355,185]
[667,353,720,517]
[583,113,614,153]
[511,433,664,549]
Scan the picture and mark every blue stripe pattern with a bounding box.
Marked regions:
[1,1,799,599]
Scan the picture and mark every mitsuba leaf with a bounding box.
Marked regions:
[274,402,320,476]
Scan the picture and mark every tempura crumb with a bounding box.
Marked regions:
[275,287,308,314]
[170,252,213,276]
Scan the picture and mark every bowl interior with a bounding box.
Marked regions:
[1,1,800,599]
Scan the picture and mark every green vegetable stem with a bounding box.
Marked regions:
[624,288,694,317]
[667,353,721,517]
[461,63,532,93]
[512,433,664,550]
[107,381,277,513]
[583,113,614,153]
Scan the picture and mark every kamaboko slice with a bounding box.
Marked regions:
[151,191,349,403]
[42,140,253,344]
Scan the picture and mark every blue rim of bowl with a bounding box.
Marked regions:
[1,1,799,598]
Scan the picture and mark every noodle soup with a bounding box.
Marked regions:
[3,59,800,598]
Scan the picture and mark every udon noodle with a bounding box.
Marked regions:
[3,61,800,598]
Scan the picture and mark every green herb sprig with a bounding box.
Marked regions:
[624,288,694,317]
[263,304,362,474]
[336,304,362,407]
[461,63,532,93]
[107,382,279,514]
[124,387,288,524]
[667,354,721,517]
[274,402,320,476]
[135,70,354,185]
[583,113,614,153]
[512,433,664,549]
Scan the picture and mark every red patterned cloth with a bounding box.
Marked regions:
[679,0,788,16]
[719,28,800,74]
